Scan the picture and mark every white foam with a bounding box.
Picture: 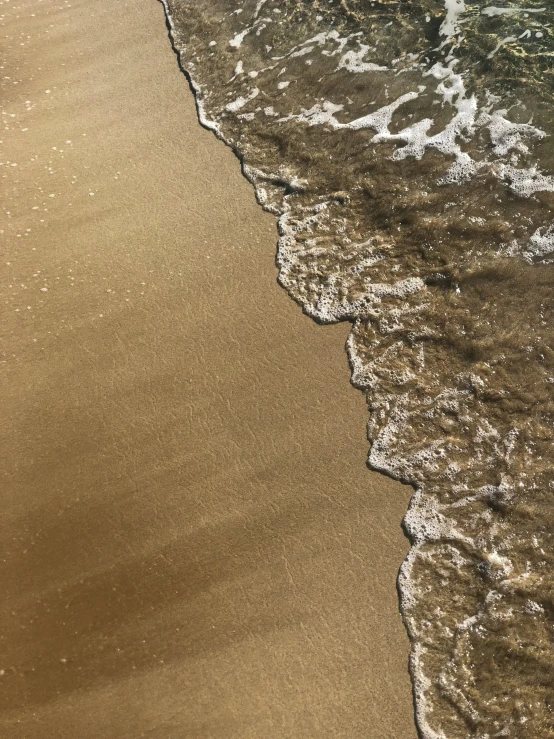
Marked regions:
[439,0,466,45]
[526,224,554,259]
[253,0,269,18]
[229,16,270,48]
[337,44,388,74]
[487,35,518,59]
[498,164,554,196]
[225,87,260,112]
[482,109,545,156]
[482,5,546,16]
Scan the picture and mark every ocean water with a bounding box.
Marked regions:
[159,1,554,736]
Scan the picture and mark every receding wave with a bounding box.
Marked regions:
[159,1,554,736]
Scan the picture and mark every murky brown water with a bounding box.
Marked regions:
[161,1,554,736]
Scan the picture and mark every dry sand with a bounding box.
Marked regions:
[1,0,416,736]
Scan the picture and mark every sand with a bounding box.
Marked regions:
[1,0,416,736]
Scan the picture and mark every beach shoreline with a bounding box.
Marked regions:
[1,1,416,736]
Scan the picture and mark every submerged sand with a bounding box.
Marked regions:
[1,0,415,736]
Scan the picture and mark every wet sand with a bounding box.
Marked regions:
[1,0,415,737]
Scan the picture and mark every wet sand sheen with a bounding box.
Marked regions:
[1,0,415,737]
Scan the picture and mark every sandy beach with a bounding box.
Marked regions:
[1,1,415,736]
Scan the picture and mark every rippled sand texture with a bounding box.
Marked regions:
[162,1,554,736]
[1,0,416,737]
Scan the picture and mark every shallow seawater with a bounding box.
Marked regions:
[160,1,554,736]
